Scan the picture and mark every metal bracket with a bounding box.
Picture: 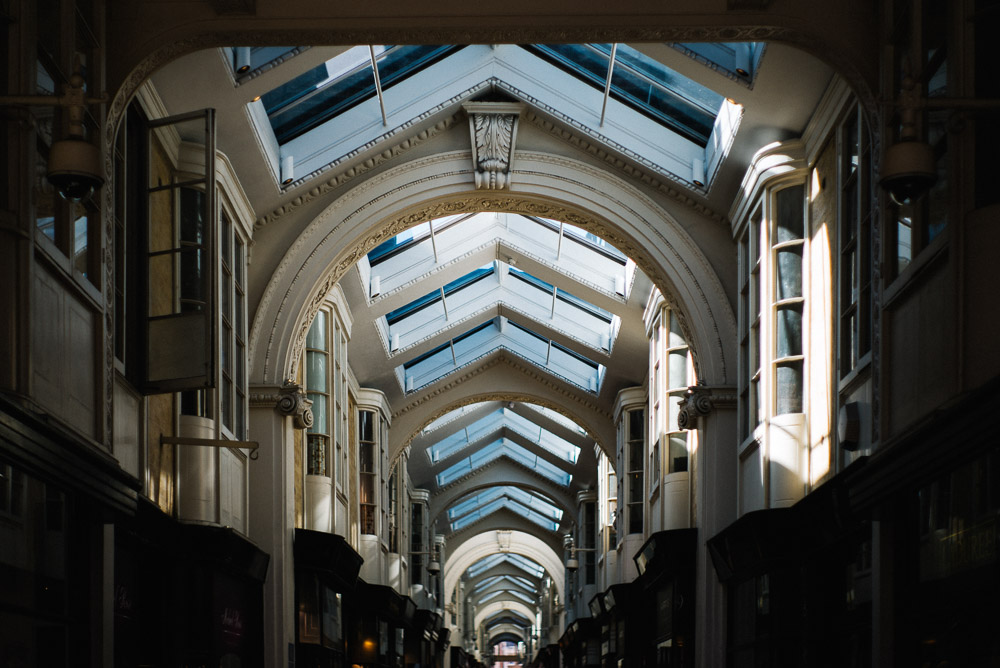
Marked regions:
[160,435,261,460]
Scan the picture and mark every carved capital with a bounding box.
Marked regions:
[677,385,737,430]
[463,101,524,190]
[249,381,314,429]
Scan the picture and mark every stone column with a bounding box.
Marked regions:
[249,382,312,668]
[679,385,737,668]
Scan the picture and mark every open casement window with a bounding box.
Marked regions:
[143,109,217,394]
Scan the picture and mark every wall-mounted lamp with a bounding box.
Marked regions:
[880,78,936,206]
[564,544,596,571]
[411,546,441,574]
[0,65,105,202]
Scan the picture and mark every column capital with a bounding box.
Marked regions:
[677,384,737,430]
[249,380,314,430]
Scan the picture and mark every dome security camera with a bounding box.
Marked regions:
[879,138,936,206]
[47,136,104,203]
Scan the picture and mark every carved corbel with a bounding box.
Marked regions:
[250,380,314,429]
[677,385,737,430]
[463,101,524,190]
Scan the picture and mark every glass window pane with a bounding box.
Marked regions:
[775,362,803,414]
[309,394,327,433]
[307,351,327,392]
[775,185,804,242]
[776,246,802,300]
[776,304,803,358]
[307,311,328,350]
[668,350,688,388]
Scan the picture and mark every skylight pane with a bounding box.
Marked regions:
[434,440,573,487]
[523,44,723,146]
[264,45,463,144]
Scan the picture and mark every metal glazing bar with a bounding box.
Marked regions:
[369,45,389,126]
[599,43,619,127]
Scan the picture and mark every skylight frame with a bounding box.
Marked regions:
[428,407,582,465]
[434,439,573,487]
[398,316,605,395]
[263,45,464,144]
[521,43,724,147]
[471,574,537,593]
[467,553,546,579]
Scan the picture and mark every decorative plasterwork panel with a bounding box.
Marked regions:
[463,101,524,190]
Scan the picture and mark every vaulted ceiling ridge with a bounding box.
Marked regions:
[523,109,728,225]
[255,112,464,229]
[392,350,609,424]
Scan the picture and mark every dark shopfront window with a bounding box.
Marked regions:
[908,449,1000,666]
[0,460,90,665]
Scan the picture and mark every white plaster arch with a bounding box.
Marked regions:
[474,601,537,633]
[249,149,737,441]
[442,530,564,622]
[486,625,528,644]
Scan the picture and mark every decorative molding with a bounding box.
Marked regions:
[255,113,462,229]
[249,381,314,429]
[676,384,738,430]
[522,110,729,225]
[260,151,732,388]
[463,102,524,190]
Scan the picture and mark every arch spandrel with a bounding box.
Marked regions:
[250,151,736,424]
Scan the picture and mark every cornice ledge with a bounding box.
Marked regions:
[522,110,728,226]
[255,112,463,229]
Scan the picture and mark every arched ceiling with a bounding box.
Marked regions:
[145,36,836,647]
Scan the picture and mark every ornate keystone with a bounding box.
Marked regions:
[463,101,524,190]
[251,381,313,429]
[677,385,737,430]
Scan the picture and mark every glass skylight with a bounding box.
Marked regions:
[447,486,563,532]
[427,407,581,465]
[384,261,618,355]
[435,438,573,487]
[262,45,462,144]
[472,575,537,593]
[479,590,537,606]
[521,404,589,436]
[364,212,634,301]
[399,316,605,394]
[467,553,546,579]
[522,44,724,146]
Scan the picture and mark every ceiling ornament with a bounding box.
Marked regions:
[463,102,524,190]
